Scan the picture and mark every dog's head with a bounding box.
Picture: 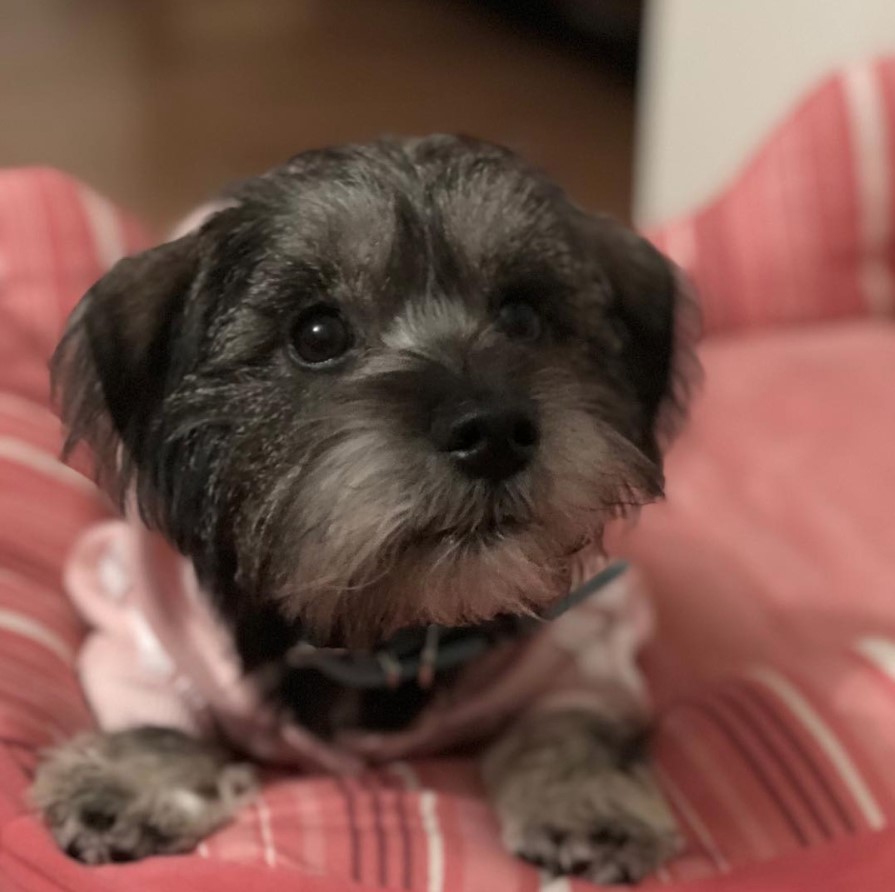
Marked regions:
[54,137,694,648]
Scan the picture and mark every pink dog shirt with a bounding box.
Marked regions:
[65,516,655,774]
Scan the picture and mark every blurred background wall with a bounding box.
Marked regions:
[0,0,642,232]
[3,1,894,236]
[636,0,895,226]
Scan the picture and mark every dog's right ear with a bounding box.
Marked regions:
[52,234,199,495]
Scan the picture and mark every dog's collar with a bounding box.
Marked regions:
[283,561,629,690]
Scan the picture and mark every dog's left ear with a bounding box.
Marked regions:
[51,234,199,496]
[586,214,695,460]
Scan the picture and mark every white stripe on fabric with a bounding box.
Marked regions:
[419,791,445,892]
[391,764,444,892]
[0,607,74,664]
[540,876,572,892]
[387,760,421,791]
[389,762,444,892]
[295,782,325,872]
[656,767,729,873]
[0,436,96,493]
[843,62,895,316]
[749,666,885,830]
[76,183,127,270]
[0,392,54,425]
[856,636,895,680]
[256,793,278,867]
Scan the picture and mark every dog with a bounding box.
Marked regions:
[32,136,694,883]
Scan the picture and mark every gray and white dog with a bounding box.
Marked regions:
[33,136,693,883]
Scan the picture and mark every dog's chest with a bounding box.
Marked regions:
[68,519,648,770]
[233,607,471,739]
[276,666,446,738]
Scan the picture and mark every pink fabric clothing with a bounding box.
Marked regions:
[66,516,654,772]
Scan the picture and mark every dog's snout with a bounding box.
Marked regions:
[434,404,539,481]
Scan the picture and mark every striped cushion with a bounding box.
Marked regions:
[649,57,895,334]
[2,58,895,891]
[630,319,895,882]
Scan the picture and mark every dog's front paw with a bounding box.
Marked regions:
[32,727,255,863]
[503,790,680,885]
[484,711,680,885]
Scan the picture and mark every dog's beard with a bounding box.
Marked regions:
[239,372,661,650]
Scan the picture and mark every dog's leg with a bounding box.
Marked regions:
[32,727,256,863]
[483,710,680,885]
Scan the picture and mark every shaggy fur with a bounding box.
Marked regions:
[32,728,255,864]
[36,136,695,882]
[483,710,681,883]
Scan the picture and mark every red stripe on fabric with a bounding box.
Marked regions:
[711,174,748,332]
[389,779,414,889]
[0,169,147,411]
[0,635,71,686]
[809,78,865,321]
[661,706,797,865]
[719,689,834,842]
[0,475,105,589]
[0,175,50,404]
[655,723,734,872]
[435,786,466,892]
[736,681,857,835]
[0,672,90,740]
[0,397,64,453]
[781,661,892,828]
[0,654,87,721]
[304,776,331,875]
[358,774,389,887]
[32,173,70,364]
[649,69,882,334]
[372,771,417,891]
[875,57,895,313]
[0,575,87,652]
[336,776,363,884]
[3,812,391,892]
[652,770,725,880]
[689,207,727,332]
[382,767,431,892]
[0,710,67,752]
[6,742,37,779]
[831,650,895,813]
[36,171,98,339]
[692,700,810,847]
[0,743,31,823]
[781,101,820,324]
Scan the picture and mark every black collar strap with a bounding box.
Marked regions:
[284,561,629,691]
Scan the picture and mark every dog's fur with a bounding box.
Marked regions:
[34,136,693,882]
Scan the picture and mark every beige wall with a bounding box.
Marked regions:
[635,0,895,226]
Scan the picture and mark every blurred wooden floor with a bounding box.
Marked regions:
[0,0,635,232]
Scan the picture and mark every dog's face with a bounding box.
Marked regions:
[55,137,691,648]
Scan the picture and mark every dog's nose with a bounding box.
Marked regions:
[435,405,540,481]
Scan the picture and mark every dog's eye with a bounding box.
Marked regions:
[496,300,542,341]
[290,305,353,366]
